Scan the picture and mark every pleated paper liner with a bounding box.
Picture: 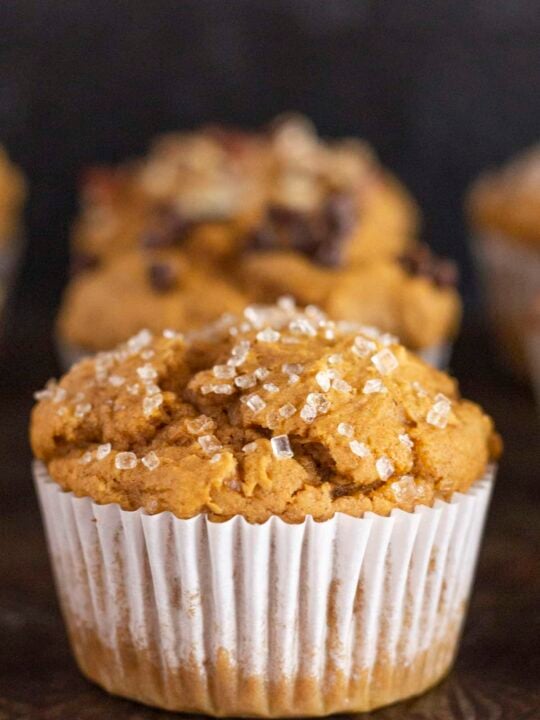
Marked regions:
[474,232,540,376]
[525,326,540,412]
[34,462,494,716]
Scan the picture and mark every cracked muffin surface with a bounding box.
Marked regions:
[32,303,499,522]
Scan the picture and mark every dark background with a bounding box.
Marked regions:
[0,3,539,718]
[1,1,540,352]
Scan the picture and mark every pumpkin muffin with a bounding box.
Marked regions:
[57,239,460,362]
[71,114,418,267]
[57,248,247,353]
[58,115,429,364]
[238,241,460,353]
[33,303,498,716]
[468,144,540,374]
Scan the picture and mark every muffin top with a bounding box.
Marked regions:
[468,144,540,248]
[72,115,418,264]
[59,236,459,353]
[33,303,500,523]
[58,248,247,352]
[238,246,460,350]
[0,146,26,245]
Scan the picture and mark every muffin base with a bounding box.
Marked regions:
[34,463,493,717]
[68,624,459,716]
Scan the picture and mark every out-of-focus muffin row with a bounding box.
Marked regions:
[57,115,461,367]
[467,144,540,379]
[1,122,540,398]
[0,147,26,312]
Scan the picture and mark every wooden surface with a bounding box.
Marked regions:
[0,325,539,719]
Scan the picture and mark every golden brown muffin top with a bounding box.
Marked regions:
[58,237,460,353]
[0,146,26,245]
[72,114,417,264]
[58,248,248,352]
[468,144,540,248]
[33,303,500,523]
[238,250,460,350]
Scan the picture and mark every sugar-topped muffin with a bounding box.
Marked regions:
[33,302,499,523]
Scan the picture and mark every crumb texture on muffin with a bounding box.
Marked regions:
[32,304,499,522]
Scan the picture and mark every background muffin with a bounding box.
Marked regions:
[0,145,26,312]
[57,248,247,353]
[468,144,540,375]
[32,303,499,716]
[58,115,459,365]
[71,115,418,266]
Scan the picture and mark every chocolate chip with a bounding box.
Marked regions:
[141,208,190,249]
[70,252,99,277]
[247,226,278,251]
[267,204,303,226]
[399,244,459,288]
[148,262,178,292]
[245,192,356,268]
[324,192,356,237]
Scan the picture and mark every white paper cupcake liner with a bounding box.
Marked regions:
[34,462,494,716]
[474,232,540,374]
[56,339,452,373]
[525,326,540,412]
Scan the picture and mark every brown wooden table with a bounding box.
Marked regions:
[1,325,539,719]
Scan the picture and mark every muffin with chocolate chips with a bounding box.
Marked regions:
[57,115,422,364]
[57,248,247,357]
[238,242,461,362]
[32,302,499,717]
[71,115,418,267]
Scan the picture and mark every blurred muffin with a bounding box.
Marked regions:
[58,115,438,365]
[72,127,264,265]
[58,248,247,354]
[0,146,26,308]
[468,144,540,374]
[58,241,460,364]
[239,211,460,354]
[32,302,499,716]
[71,115,418,267]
